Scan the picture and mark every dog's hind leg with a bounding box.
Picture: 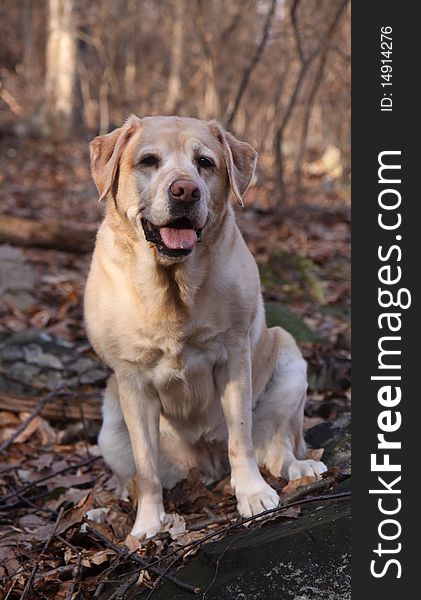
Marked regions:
[253,331,327,481]
[98,375,135,497]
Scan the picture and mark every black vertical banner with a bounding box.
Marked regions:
[352,1,418,597]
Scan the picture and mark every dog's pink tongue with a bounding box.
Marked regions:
[159,227,197,250]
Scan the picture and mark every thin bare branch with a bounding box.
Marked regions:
[20,507,65,600]
[225,0,278,130]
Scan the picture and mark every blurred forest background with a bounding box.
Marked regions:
[0,1,351,598]
[0,0,350,202]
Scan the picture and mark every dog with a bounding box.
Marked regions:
[84,115,327,539]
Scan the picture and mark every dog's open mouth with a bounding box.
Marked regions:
[141,217,203,258]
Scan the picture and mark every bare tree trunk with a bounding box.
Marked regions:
[78,60,96,129]
[0,214,95,254]
[274,58,314,206]
[225,0,277,131]
[22,0,34,83]
[203,57,220,120]
[274,0,348,208]
[196,0,220,120]
[124,0,138,104]
[164,0,184,114]
[43,0,77,140]
[99,77,110,135]
[295,0,349,191]
[0,392,101,422]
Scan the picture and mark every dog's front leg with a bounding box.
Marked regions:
[116,371,166,539]
[220,336,279,517]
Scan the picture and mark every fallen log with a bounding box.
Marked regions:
[0,214,96,253]
[0,391,102,421]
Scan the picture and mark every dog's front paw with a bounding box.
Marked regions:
[130,503,167,540]
[234,478,279,518]
[288,459,327,481]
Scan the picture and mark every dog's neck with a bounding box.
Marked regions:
[104,197,233,326]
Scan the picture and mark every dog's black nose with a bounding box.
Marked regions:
[169,179,200,203]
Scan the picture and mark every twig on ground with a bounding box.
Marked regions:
[0,455,100,505]
[0,390,58,454]
[4,578,17,600]
[15,491,59,516]
[20,507,65,600]
[0,464,18,475]
[0,488,63,512]
[107,572,142,600]
[86,526,201,596]
[92,557,128,599]
[33,563,75,581]
[55,535,83,600]
[188,511,236,531]
[280,471,340,505]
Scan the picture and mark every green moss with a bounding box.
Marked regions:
[264,301,324,344]
[258,250,327,305]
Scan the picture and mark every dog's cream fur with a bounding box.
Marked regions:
[84,115,326,539]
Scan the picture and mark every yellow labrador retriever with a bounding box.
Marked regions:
[85,115,326,539]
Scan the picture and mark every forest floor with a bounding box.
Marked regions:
[0,136,350,599]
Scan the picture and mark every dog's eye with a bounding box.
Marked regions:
[139,154,160,167]
[197,156,214,169]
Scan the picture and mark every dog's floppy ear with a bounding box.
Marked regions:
[209,121,257,207]
[89,115,142,202]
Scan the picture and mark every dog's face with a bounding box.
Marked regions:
[90,115,257,262]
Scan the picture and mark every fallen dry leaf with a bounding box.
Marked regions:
[91,549,116,565]
[0,411,20,426]
[0,545,21,578]
[124,533,142,552]
[14,412,42,443]
[106,507,133,540]
[81,549,115,568]
[173,529,209,548]
[306,447,324,461]
[51,472,93,488]
[161,513,187,540]
[166,469,217,513]
[281,475,318,496]
[64,547,78,565]
[37,417,58,445]
[56,490,94,535]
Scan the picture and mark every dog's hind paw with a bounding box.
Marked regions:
[288,459,327,481]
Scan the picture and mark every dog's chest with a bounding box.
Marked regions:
[140,329,228,426]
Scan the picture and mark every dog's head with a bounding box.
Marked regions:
[90,115,257,262]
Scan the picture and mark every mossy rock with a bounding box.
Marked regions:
[265,301,324,344]
[259,251,327,305]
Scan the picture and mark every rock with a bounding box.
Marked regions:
[307,354,351,395]
[23,344,64,370]
[118,484,351,600]
[72,358,100,375]
[80,368,108,385]
[102,416,352,600]
[264,301,323,344]
[305,412,351,472]
[0,245,36,313]
[0,329,108,395]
